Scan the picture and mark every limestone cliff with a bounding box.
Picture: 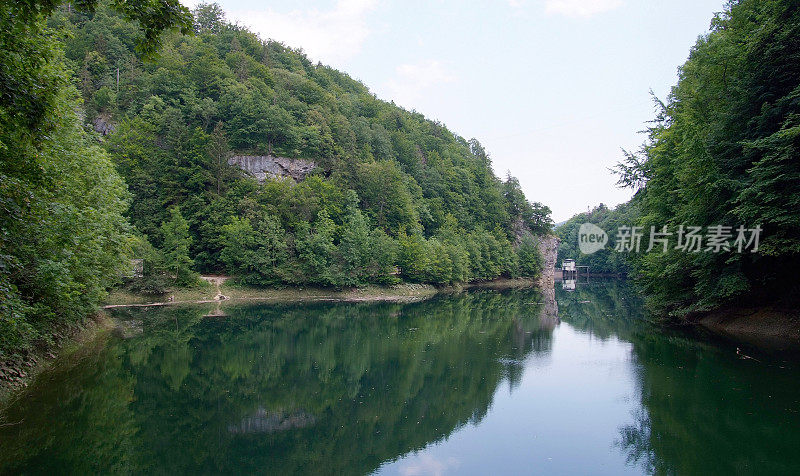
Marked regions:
[536,235,559,319]
[536,234,559,290]
[509,216,559,292]
[228,155,316,182]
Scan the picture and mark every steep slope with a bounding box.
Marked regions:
[616,0,800,317]
[50,2,552,286]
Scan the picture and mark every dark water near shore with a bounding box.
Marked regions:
[1,282,799,475]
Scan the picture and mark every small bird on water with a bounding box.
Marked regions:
[736,347,761,362]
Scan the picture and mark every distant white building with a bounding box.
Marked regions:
[562,259,576,272]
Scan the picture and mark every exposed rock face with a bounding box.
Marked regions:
[510,218,529,246]
[228,155,316,182]
[535,235,560,319]
[228,408,315,434]
[536,234,559,290]
[509,217,559,294]
[537,280,559,321]
[92,113,116,135]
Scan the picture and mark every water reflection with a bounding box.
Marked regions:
[2,283,799,475]
[0,290,554,475]
[556,281,800,475]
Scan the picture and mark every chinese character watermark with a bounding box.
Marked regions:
[578,223,762,255]
[578,223,608,255]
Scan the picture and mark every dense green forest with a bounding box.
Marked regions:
[0,1,551,356]
[612,0,800,317]
[554,0,800,319]
[60,0,552,289]
[0,1,192,355]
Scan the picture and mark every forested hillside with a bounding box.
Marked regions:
[615,0,800,317]
[1,1,551,355]
[55,2,551,287]
[1,0,192,356]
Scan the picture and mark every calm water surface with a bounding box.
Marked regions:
[1,282,799,475]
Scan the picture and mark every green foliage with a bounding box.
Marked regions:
[295,210,340,286]
[396,228,520,285]
[0,0,192,355]
[0,88,133,354]
[518,235,543,278]
[220,214,288,286]
[613,0,800,316]
[125,235,169,294]
[0,0,555,357]
[160,207,196,285]
[396,232,426,283]
[352,160,420,233]
[47,1,553,289]
[2,0,190,152]
[503,174,553,235]
[339,205,382,285]
[219,217,259,283]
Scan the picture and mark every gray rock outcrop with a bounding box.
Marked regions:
[228,155,316,182]
[536,235,560,319]
[92,113,116,136]
[536,234,559,290]
[228,408,315,434]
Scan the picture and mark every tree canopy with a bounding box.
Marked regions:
[51,1,552,287]
[1,1,552,356]
[614,0,800,316]
[1,0,191,355]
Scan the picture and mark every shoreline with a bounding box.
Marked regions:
[1,278,539,400]
[104,282,438,308]
[103,278,539,309]
[692,307,800,351]
[0,313,115,406]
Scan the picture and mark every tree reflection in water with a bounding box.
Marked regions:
[557,281,800,476]
[5,282,797,475]
[0,289,554,475]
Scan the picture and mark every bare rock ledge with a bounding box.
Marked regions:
[229,155,316,182]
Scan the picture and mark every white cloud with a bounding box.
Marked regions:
[384,60,457,109]
[508,0,525,8]
[544,0,623,17]
[229,0,377,65]
[398,454,461,476]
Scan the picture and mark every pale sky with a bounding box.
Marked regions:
[183,0,726,222]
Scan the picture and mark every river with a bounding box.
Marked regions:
[1,281,798,474]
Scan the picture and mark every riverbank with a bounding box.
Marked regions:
[2,278,539,400]
[693,307,800,350]
[104,281,438,308]
[1,278,537,399]
[104,277,539,308]
[0,313,114,405]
